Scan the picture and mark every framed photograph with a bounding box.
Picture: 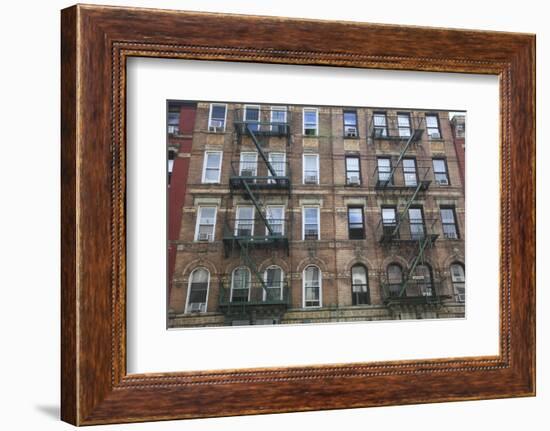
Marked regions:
[61,4,535,425]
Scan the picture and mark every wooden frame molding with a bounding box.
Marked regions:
[61,4,535,425]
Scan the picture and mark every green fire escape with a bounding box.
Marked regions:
[220,107,292,324]
[371,113,442,305]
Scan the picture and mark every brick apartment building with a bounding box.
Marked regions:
[167,101,466,328]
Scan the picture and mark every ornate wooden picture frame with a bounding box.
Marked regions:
[61,4,535,425]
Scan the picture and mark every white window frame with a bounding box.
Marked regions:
[208,103,227,132]
[265,205,285,236]
[302,107,319,136]
[450,263,466,302]
[270,106,288,131]
[243,104,261,132]
[231,267,251,302]
[239,152,258,177]
[302,206,321,240]
[185,268,210,313]
[303,153,320,184]
[201,150,223,184]
[263,265,284,301]
[194,206,217,242]
[235,206,255,237]
[303,265,322,308]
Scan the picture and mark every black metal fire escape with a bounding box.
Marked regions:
[219,107,292,323]
[371,113,442,305]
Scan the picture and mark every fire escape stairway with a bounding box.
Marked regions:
[379,123,435,300]
[235,123,284,294]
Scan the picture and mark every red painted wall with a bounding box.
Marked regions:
[168,104,196,298]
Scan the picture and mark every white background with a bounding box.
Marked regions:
[0,0,547,430]
[127,59,499,373]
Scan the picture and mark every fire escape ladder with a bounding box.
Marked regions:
[398,234,431,297]
[386,131,418,185]
[391,178,423,237]
[237,238,268,292]
[241,179,274,235]
[245,123,278,178]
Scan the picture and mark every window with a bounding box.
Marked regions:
[425,114,441,139]
[266,206,284,235]
[397,112,412,137]
[433,158,449,185]
[440,207,459,239]
[264,266,284,301]
[303,265,321,307]
[351,265,369,305]
[167,106,180,134]
[231,267,251,302]
[403,158,418,187]
[414,264,433,296]
[454,122,465,138]
[202,151,222,183]
[377,157,392,184]
[239,152,257,177]
[303,108,319,136]
[387,264,403,296]
[195,206,217,241]
[208,103,227,132]
[268,152,286,180]
[450,263,465,302]
[345,156,361,185]
[243,105,260,132]
[303,206,320,240]
[186,268,209,313]
[343,110,358,137]
[303,154,320,184]
[235,206,254,237]
[168,149,177,185]
[408,207,425,240]
[348,207,365,240]
[270,107,288,132]
[373,112,388,137]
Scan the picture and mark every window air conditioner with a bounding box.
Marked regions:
[348,175,360,185]
[197,232,212,241]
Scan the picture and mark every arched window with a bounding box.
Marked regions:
[186,268,209,313]
[264,266,284,301]
[450,263,465,302]
[351,264,370,305]
[414,264,434,296]
[303,265,321,307]
[231,267,251,302]
[387,263,403,296]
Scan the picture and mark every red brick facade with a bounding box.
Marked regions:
[167,102,466,327]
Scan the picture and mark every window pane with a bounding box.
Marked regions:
[245,107,259,121]
[304,155,317,170]
[451,264,465,282]
[348,208,363,225]
[440,208,455,223]
[211,105,226,119]
[304,110,317,124]
[387,265,402,284]
[344,111,357,125]
[206,152,221,168]
[346,157,359,171]
[351,265,367,284]
[433,159,445,172]
[397,114,410,127]
[200,207,216,223]
[382,208,396,223]
[426,115,438,128]
[374,114,386,126]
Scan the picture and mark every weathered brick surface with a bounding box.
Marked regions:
[168,103,465,325]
